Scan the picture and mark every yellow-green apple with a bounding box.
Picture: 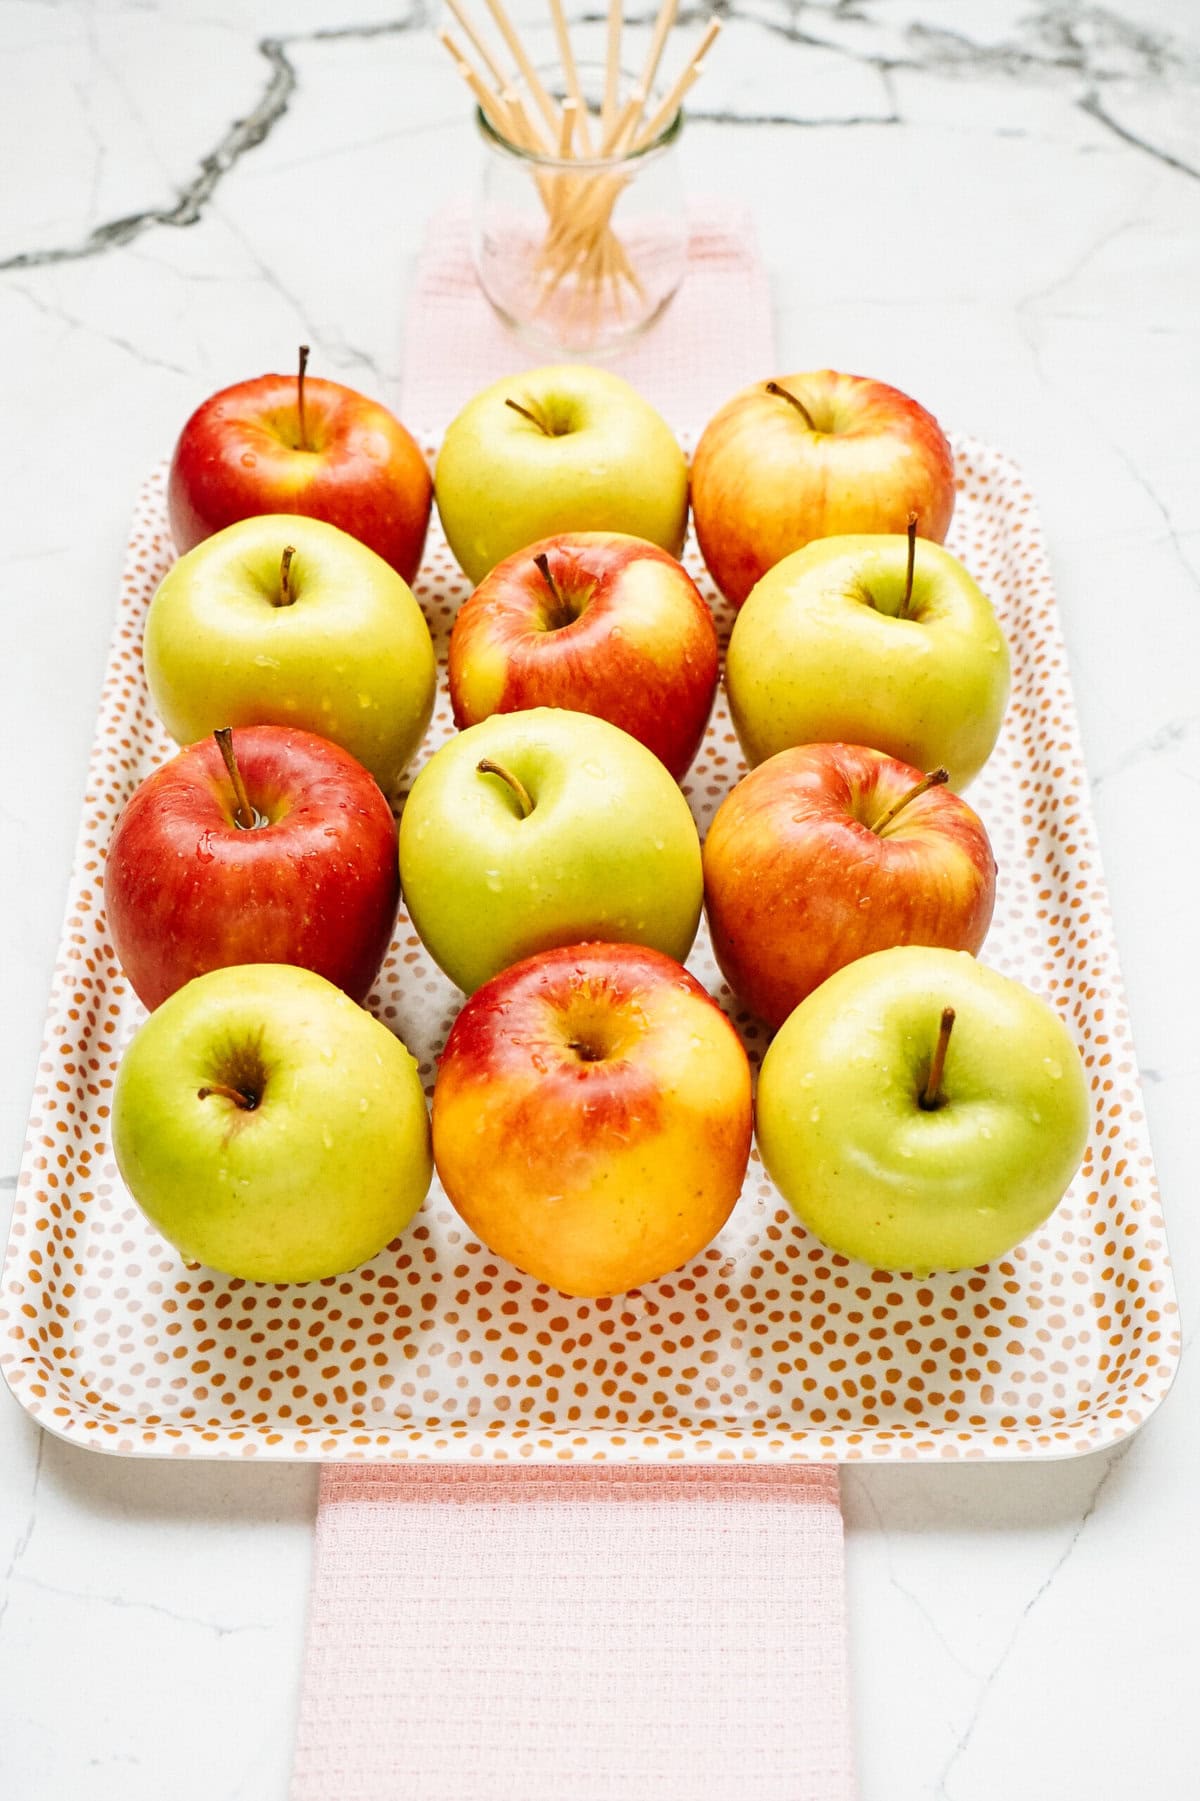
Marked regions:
[434,365,688,583]
[704,744,996,1029]
[691,368,956,607]
[168,348,432,583]
[104,725,400,1010]
[432,942,752,1296]
[756,945,1090,1273]
[726,525,1010,789]
[112,963,432,1282]
[144,514,436,795]
[398,708,702,993]
[447,532,719,781]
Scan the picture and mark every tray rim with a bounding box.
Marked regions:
[2,434,1180,1465]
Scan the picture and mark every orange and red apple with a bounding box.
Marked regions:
[104,725,400,1010]
[690,369,956,607]
[447,532,719,781]
[703,742,996,1030]
[431,943,752,1297]
[168,351,432,583]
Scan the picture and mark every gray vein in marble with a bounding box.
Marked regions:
[13,1570,274,1638]
[843,1469,984,1682]
[0,1434,44,1642]
[0,1173,17,1189]
[9,280,191,376]
[1090,714,1200,790]
[3,3,1196,275]
[933,1438,1134,1799]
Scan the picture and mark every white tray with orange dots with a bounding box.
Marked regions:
[0,438,1178,1464]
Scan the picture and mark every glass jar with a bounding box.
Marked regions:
[472,64,687,359]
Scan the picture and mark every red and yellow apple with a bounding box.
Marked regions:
[104,725,400,1010]
[432,943,752,1297]
[168,349,432,583]
[447,532,719,781]
[703,743,996,1029]
[691,369,956,607]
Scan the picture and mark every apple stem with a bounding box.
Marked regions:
[920,1008,956,1111]
[532,551,576,627]
[901,511,918,613]
[870,765,950,835]
[765,379,817,431]
[505,396,551,435]
[297,344,310,451]
[278,544,297,607]
[477,757,534,819]
[197,1082,258,1112]
[213,728,258,831]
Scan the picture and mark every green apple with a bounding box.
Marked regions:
[755,945,1090,1273]
[726,529,1011,790]
[433,365,689,583]
[398,707,703,993]
[112,963,432,1282]
[143,513,436,794]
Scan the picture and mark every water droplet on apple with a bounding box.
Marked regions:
[485,870,503,893]
[1031,1109,1042,1124]
[196,831,216,864]
[898,1145,913,1159]
[980,1125,993,1140]
[809,1106,821,1123]
[357,694,372,709]
[217,1168,228,1182]
[358,1097,369,1112]
[320,1045,335,1062]
[581,761,605,779]
[858,896,870,907]
[322,1130,334,1149]
[800,1072,816,1087]
[240,452,256,469]
[653,839,665,852]
[1042,1057,1063,1080]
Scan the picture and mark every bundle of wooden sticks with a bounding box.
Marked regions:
[437,2,721,324]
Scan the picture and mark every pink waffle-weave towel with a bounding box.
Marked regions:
[398,197,774,439]
[290,199,856,1801]
[292,1464,854,1801]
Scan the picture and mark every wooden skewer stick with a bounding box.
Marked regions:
[557,96,578,159]
[440,33,508,133]
[442,0,508,91]
[482,0,562,136]
[548,0,594,156]
[604,0,624,133]
[634,18,721,149]
[636,0,680,123]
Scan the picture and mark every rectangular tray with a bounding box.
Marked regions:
[2,437,1178,1463]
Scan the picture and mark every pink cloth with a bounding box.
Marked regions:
[292,1464,853,1801]
[290,200,856,1801]
[399,198,774,438]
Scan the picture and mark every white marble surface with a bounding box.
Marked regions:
[1,2,1197,1796]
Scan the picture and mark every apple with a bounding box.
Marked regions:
[755,945,1091,1273]
[397,707,703,994]
[104,725,400,1011]
[433,364,689,583]
[167,347,432,584]
[703,743,996,1029]
[143,513,437,795]
[432,943,752,1297]
[112,963,432,1282]
[690,368,956,608]
[447,531,719,781]
[725,523,1011,790]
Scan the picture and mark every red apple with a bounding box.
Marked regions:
[167,348,432,583]
[690,369,956,608]
[702,742,996,1029]
[104,725,400,1010]
[432,942,753,1297]
[447,532,719,781]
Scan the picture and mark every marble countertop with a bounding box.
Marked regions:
[2,2,1196,1796]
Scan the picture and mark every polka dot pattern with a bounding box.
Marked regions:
[0,440,1178,1464]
